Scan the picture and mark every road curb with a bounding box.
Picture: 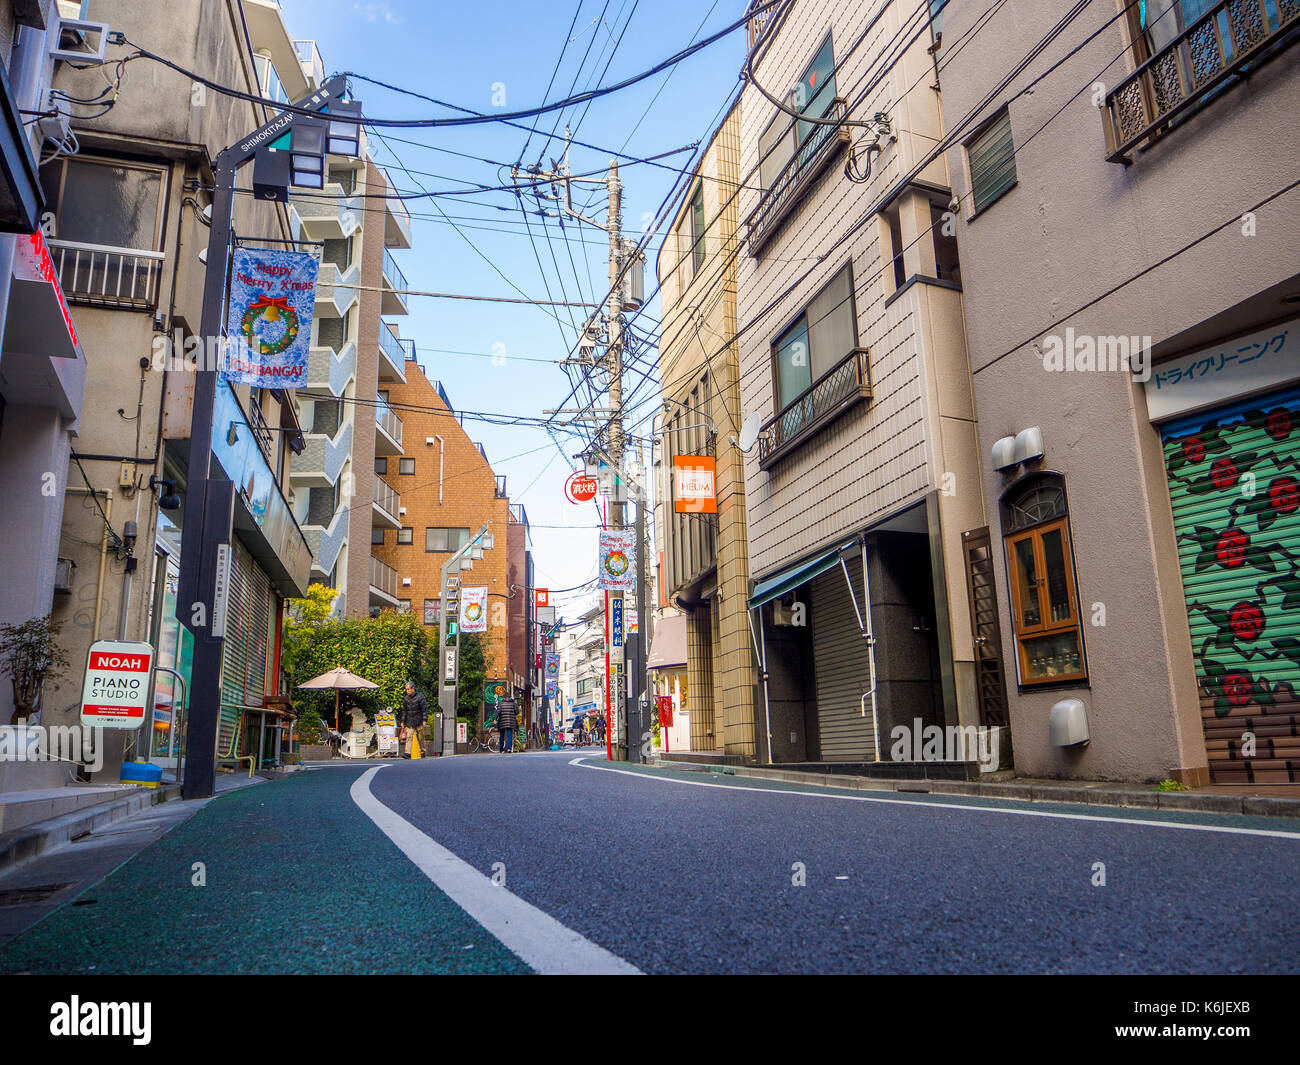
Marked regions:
[644,758,1300,819]
[0,783,182,875]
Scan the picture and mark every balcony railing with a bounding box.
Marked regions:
[372,476,400,522]
[245,393,276,465]
[294,39,324,87]
[746,0,778,53]
[1103,0,1300,163]
[375,396,403,446]
[378,322,408,381]
[495,474,508,499]
[369,555,398,600]
[47,239,164,310]
[382,247,407,293]
[746,97,849,256]
[759,347,872,469]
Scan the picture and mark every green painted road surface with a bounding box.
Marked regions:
[0,767,527,975]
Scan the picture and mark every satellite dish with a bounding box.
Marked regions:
[736,411,763,453]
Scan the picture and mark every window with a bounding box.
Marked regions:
[371,527,385,546]
[1000,474,1086,687]
[424,598,440,625]
[966,109,1016,214]
[772,264,857,411]
[399,458,415,475]
[397,527,413,545]
[577,677,597,697]
[758,33,837,189]
[42,156,167,251]
[375,457,387,475]
[426,527,471,553]
[687,184,705,278]
[397,599,411,616]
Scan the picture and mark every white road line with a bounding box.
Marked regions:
[570,759,1300,841]
[350,766,642,975]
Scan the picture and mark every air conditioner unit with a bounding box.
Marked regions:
[54,557,75,594]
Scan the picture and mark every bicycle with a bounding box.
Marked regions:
[467,727,500,753]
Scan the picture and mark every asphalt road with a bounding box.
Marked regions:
[2,751,1298,974]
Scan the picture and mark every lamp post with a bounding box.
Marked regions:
[177,77,361,800]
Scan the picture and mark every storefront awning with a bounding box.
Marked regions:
[748,539,857,610]
[646,612,687,670]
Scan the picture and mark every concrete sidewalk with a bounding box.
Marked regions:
[647,757,1300,819]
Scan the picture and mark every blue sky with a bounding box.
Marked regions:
[278,0,745,619]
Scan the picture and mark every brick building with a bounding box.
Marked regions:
[370,357,533,718]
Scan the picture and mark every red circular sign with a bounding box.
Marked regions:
[565,471,599,505]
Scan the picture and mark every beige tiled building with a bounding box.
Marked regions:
[734,0,989,765]
[653,98,761,758]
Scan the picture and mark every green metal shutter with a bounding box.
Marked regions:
[968,110,1016,213]
[810,553,876,760]
[1161,387,1300,784]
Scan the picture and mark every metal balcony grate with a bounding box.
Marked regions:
[1103,0,1300,163]
[48,240,164,310]
[758,347,872,469]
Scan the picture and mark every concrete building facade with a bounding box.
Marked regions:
[939,0,1300,783]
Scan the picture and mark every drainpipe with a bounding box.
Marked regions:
[859,538,880,760]
[434,434,444,503]
[747,607,773,765]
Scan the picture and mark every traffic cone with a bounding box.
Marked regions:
[411,732,422,759]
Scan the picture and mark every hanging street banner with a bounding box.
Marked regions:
[546,679,558,701]
[460,586,488,633]
[545,653,560,680]
[611,596,624,647]
[222,246,319,388]
[599,528,636,591]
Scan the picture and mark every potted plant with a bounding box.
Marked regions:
[0,615,69,726]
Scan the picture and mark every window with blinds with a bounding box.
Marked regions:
[966,109,1017,214]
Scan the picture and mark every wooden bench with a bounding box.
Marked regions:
[216,705,256,778]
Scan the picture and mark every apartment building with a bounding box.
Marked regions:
[283,120,414,620]
[939,0,1300,784]
[369,356,534,719]
[0,0,85,744]
[40,0,316,777]
[555,603,607,734]
[734,0,989,767]
[652,98,760,757]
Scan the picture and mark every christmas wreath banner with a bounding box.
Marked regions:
[222,247,320,388]
[599,529,636,591]
[459,586,488,633]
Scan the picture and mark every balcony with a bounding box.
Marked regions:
[746,98,850,256]
[291,418,352,489]
[1103,0,1300,163]
[758,347,872,469]
[306,338,356,397]
[369,555,400,608]
[47,240,164,310]
[304,507,348,582]
[292,183,361,241]
[294,39,324,88]
[381,248,408,315]
[315,260,360,318]
[745,0,776,53]
[374,395,403,456]
[385,188,413,249]
[378,322,410,383]
[372,476,401,530]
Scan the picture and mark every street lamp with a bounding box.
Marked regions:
[177,76,362,800]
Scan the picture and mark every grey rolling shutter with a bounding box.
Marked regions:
[811,553,876,760]
[220,541,252,710]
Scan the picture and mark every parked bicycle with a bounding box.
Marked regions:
[468,721,500,753]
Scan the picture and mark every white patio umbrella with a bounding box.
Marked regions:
[297,666,379,729]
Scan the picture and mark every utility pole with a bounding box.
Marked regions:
[515,130,633,760]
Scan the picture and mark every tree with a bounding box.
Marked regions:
[457,633,487,723]
[0,615,69,725]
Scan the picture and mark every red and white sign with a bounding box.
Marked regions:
[79,640,154,729]
[565,471,599,505]
[535,588,549,608]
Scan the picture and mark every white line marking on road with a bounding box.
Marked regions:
[350,766,642,975]
[570,760,1300,841]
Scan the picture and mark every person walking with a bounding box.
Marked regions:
[497,698,517,754]
[401,681,428,759]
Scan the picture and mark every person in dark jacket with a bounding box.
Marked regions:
[401,682,428,758]
[497,699,517,754]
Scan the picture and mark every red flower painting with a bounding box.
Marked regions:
[1209,458,1239,490]
[1215,528,1248,568]
[1228,602,1265,642]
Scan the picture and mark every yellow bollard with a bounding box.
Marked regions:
[411,732,422,759]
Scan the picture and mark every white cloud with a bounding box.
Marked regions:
[353,2,400,24]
